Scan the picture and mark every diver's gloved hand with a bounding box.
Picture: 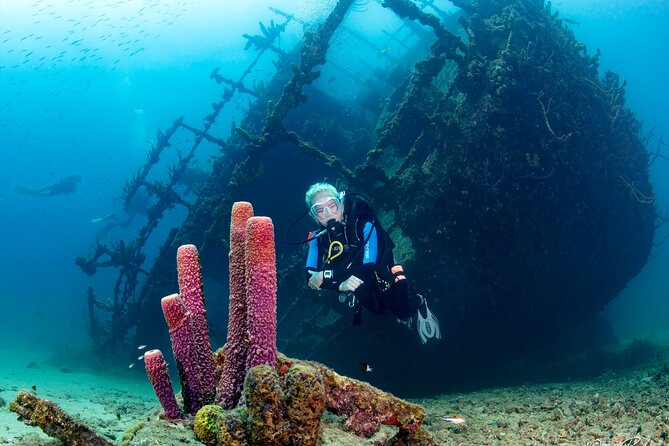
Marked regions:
[308,270,324,289]
[339,275,363,292]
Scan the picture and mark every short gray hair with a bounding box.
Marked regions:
[305,182,338,208]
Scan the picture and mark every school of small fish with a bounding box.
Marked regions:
[0,0,193,141]
[128,344,148,368]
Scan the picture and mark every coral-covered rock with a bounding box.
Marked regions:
[244,365,287,446]
[385,427,437,446]
[217,407,248,446]
[284,364,326,446]
[193,403,248,446]
[277,353,425,438]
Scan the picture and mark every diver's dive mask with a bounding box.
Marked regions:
[309,196,341,220]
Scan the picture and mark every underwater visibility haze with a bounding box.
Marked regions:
[1,0,668,444]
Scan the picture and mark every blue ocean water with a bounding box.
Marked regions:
[0,0,312,354]
[0,0,667,372]
[553,0,669,342]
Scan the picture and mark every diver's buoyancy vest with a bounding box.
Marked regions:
[316,195,394,269]
[317,217,359,267]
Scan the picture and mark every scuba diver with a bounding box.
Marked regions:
[15,174,82,197]
[91,190,151,240]
[300,182,441,343]
[91,164,209,240]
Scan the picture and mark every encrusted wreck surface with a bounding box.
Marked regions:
[9,391,116,446]
[78,0,656,395]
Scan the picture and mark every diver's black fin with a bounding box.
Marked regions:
[15,185,37,196]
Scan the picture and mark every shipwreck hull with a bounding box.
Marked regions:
[389,0,656,343]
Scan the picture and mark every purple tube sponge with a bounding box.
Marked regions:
[161,293,202,415]
[245,216,277,370]
[217,201,254,409]
[144,349,182,420]
[177,244,216,406]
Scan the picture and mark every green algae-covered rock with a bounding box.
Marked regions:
[194,404,225,445]
[120,421,146,445]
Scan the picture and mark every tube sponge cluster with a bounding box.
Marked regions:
[218,205,279,409]
[146,202,279,419]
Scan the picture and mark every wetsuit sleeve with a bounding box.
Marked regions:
[305,233,319,281]
[362,222,378,264]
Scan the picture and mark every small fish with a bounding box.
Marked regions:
[360,362,373,373]
[91,213,114,223]
[128,362,136,368]
[137,344,147,349]
[443,416,466,424]
[377,47,390,57]
[137,355,144,360]
[31,385,37,391]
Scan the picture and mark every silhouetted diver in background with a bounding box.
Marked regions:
[15,174,82,197]
[90,165,209,240]
[92,190,150,240]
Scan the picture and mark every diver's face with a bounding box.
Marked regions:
[310,192,343,225]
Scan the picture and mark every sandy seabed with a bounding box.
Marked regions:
[1,345,668,446]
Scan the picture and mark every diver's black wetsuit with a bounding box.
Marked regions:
[15,174,82,197]
[305,209,420,322]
